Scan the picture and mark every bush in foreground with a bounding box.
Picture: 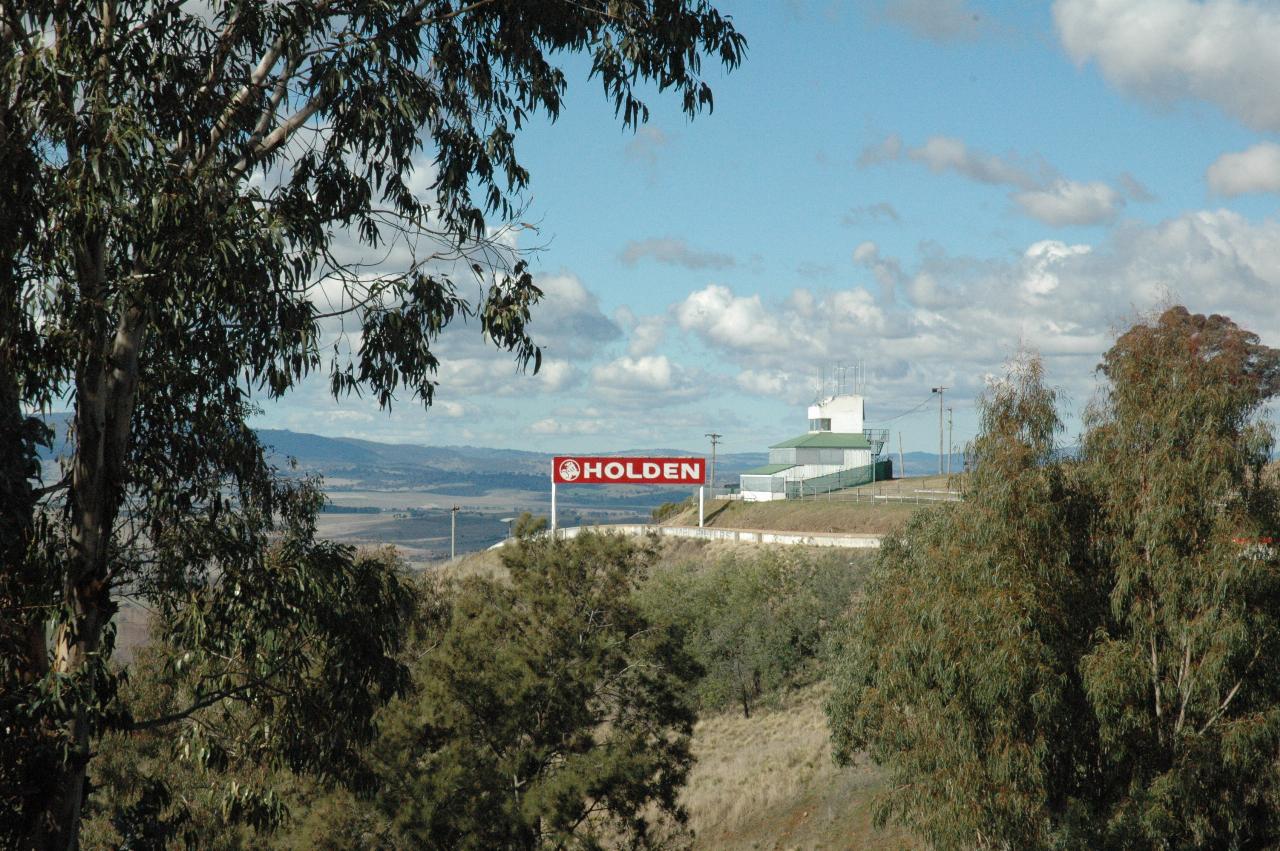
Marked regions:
[306,533,700,849]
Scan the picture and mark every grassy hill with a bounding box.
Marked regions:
[662,474,963,535]
[442,536,920,849]
[686,684,919,849]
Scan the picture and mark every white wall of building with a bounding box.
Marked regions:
[807,394,864,433]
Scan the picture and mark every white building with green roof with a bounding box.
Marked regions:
[740,393,889,501]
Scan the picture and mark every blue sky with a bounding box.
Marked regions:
[254,0,1280,457]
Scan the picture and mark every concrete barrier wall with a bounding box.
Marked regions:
[539,524,882,549]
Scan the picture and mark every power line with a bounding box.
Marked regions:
[868,395,935,425]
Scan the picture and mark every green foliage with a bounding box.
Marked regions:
[304,533,700,849]
[0,2,744,845]
[1076,308,1280,845]
[512,510,550,539]
[640,549,863,717]
[827,310,1280,849]
[78,545,413,849]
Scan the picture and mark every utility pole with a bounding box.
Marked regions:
[931,386,947,476]
[898,431,905,480]
[705,432,722,492]
[946,407,954,478]
[450,505,460,560]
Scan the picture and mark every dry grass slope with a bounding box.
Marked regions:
[663,475,964,535]
[684,684,919,850]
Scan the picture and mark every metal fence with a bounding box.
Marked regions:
[785,459,893,498]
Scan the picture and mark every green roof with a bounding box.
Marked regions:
[769,432,872,450]
[743,463,795,476]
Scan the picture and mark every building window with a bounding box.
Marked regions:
[809,417,831,431]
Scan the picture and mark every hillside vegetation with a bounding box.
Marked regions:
[435,537,915,849]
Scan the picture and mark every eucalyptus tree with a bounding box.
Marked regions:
[826,354,1103,848]
[0,2,744,847]
[827,310,1280,848]
[1077,307,1280,845]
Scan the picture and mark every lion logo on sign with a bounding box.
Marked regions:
[558,459,581,481]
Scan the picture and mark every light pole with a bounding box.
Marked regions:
[931,387,947,476]
[705,432,722,492]
[450,505,461,560]
[947,407,953,478]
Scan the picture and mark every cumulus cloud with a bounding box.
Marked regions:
[676,283,891,368]
[1014,180,1124,226]
[588,355,706,406]
[1054,0,1280,132]
[618,237,735,270]
[674,285,778,351]
[878,0,984,41]
[680,209,1280,421]
[860,133,1124,226]
[1206,142,1280,196]
[627,317,667,357]
[1020,240,1093,296]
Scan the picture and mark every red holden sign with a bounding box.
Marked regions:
[552,456,705,485]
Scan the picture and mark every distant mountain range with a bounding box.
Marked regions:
[38,414,972,497]
[254,429,772,496]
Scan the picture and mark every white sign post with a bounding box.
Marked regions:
[698,487,704,528]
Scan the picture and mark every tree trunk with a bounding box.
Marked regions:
[27,258,145,849]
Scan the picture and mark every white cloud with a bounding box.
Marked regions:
[878,0,983,41]
[676,283,891,372]
[1054,0,1280,132]
[618,237,735,270]
[677,209,1280,420]
[1014,180,1123,226]
[530,417,608,436]
[627,317,667,357]
[535,359,581,393]
[1207,142,1280,196]
[436,401,467,418]
[528,273,621,357]
[853,240,906,298]
[908,135,1041,188]
[861,134,1122,226]
[589,355,706,406]
[1020,240,1093,296]
[675,285,778,351]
